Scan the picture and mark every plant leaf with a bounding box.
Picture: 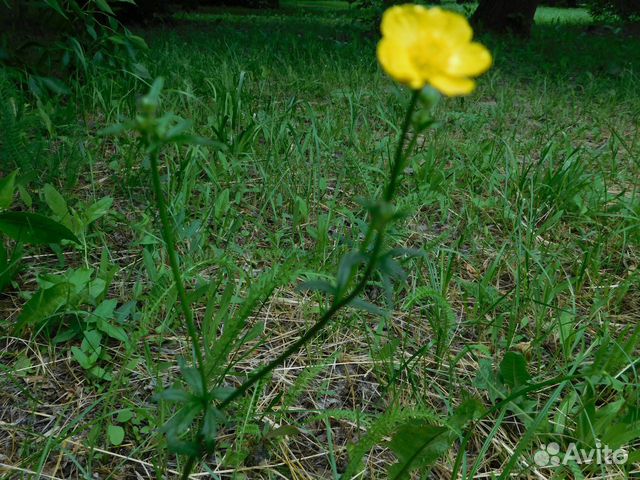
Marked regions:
[0,171,17,210]
[387,422,452,480]
[107,425,124,446]
[15,283,72,334]
[499,351,531,391]
[0,212,79,244]
[84,197,113,224]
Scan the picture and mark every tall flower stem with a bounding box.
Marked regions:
[179,90,420,480]
[219,90,420,410]
[148,147,208,399]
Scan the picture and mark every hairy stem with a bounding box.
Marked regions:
[219,90,420,409]
[148,147,208,401]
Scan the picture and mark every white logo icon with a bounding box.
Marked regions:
[534,442,561,467]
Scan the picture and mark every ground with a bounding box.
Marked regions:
[1,1,639,479]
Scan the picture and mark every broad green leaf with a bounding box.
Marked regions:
[88,278,107,299]
[210,387,235,401]
[0,171,17,210]
[89,365,113,381]
[127,34,149,50]
[15,283,72,334]
[348,297,386,316]
[39,77,71,96]
[71,346,93,369]
[81,330,102,353]
[116,409,133,423]
[107,425,124,446]
[80,333,102,368]
[499,351,531,391]
[93,299,117,320]
[67,268,94,293]
[43,184,69,221]
[0,212,79,245]
[13,355,32,376]
[298,279,335,295]
[97,318,128,343]
[84,197,113,224]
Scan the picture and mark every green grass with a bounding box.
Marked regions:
[1,2,640,479]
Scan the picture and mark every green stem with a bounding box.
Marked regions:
[384,90,419,202]
[218,90,420,410]
[179,90,420,480]
[181,456,197,480]
[219,231,386,410]
[148,146,208,397]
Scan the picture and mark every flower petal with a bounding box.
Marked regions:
[424,7,473,46]
[446,42,493,77]
[377,37,424,88]
[428,74,476,96]
[381,4,429,46]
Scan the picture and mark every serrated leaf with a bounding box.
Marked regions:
[166,435,201,456]
[154,388,192,403]
[297,279,335,295]
[448,397,485,431]
[0,212,79,244]
[202,405,223,450]
[179,360,204,397]
[161,402,202,436]
[348,297,386,316]
[387,422,452,480]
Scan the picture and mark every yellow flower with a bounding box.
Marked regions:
[377,4,492,96]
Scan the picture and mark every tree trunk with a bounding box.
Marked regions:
[471,0,540,37]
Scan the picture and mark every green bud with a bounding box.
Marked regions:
[419,85,441,110]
